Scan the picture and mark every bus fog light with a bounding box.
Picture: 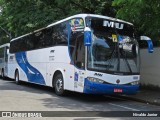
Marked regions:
[87,77,104,83]
[130,81,139,85]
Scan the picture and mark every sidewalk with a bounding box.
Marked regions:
[119,88,160,106]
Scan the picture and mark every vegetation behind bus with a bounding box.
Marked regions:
[0,0,159,47]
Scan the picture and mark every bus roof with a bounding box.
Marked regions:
[47,14,133,27]
[11,14,133,42]
[0,43,10,48]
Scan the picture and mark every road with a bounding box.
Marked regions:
[0,78,160,120]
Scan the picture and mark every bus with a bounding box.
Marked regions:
[8,14,153,95]
[0,43,10,79]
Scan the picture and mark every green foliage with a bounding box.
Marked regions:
[113,0,160,45]
[0,0,115,44]
[1,0,159,46]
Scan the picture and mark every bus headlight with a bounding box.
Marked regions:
[130,81,139,85]
[87,77,105,83]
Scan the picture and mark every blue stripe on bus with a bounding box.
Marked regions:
[15,52,46,85]
[83,78,139,95]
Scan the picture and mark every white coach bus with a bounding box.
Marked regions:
[8,14,153,95]
[0,43,10,79]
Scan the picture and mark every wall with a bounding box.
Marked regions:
[140,47,160,88]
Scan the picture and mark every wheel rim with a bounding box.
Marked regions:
[55,78,63,92]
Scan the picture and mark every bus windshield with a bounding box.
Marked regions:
[86,17,140,75]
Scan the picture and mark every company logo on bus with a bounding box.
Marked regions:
[116,79,120,84]
[103,20,124,29]
[94,73,103,77]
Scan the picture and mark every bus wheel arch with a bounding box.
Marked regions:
[52,70,65,96]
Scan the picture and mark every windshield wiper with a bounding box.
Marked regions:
[107,39,133,74]
[106,42,117,70]
[119,49,132,73]
[117,42,120,72]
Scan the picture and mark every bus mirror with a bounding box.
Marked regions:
[140,36,153,53]
[84,27,91,46]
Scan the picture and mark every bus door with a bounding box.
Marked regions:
[73,34,86,92]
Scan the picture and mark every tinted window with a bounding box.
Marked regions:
[10,38,26,53]
[5,47,9,62]
[69,32,85,69]
[0,48,4,58]
[10,21,68,53]
[75,34,85,69]
[52,23,68,45]
[28,31,44,50]
[0,48,4,63]
[69,32,81,63]
[43,28,56,47]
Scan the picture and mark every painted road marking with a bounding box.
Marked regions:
[109,103,140,111]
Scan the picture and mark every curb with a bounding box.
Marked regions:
[116,95,160,106]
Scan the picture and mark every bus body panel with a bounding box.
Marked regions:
[8,46,75,91]
[86,70,140,85]
[74,68,86,93]
[8,54,16,79]
[0,43,10,78]
[83,70,140,94]
[83,78,139,94]
[7,14,150,95]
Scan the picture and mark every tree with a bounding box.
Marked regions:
[0,0,115,44]
[112,0,160,45]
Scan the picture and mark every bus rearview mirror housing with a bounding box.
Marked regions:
[140,36,153,53]
[84,27,91,46]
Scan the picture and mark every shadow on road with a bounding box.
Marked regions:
[0,78,127,111]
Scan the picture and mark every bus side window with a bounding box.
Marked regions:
[27,31,43,50]
[34,31,43,49]
[52,22,68,46]
[15,38,27,52]
[5,47,8,62]
[44,27,55,47]
[0,47,4,63]
[27,35,36,50]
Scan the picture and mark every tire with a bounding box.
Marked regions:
[1,69,5,80]
[54,74,65,96]
[15,70,20,85]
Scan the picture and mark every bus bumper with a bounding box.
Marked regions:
[83,79,139,95]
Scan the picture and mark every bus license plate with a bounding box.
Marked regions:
[114,88,122,93]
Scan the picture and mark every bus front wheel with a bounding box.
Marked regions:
[15,70,20,85]
[54,74,65,96]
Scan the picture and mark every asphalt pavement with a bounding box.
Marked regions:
[117,86,160,106]
[0,78,160,119]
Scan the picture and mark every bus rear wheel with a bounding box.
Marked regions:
[54,74,65,96]
[15,70,20,85]
[1,69,5,80]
